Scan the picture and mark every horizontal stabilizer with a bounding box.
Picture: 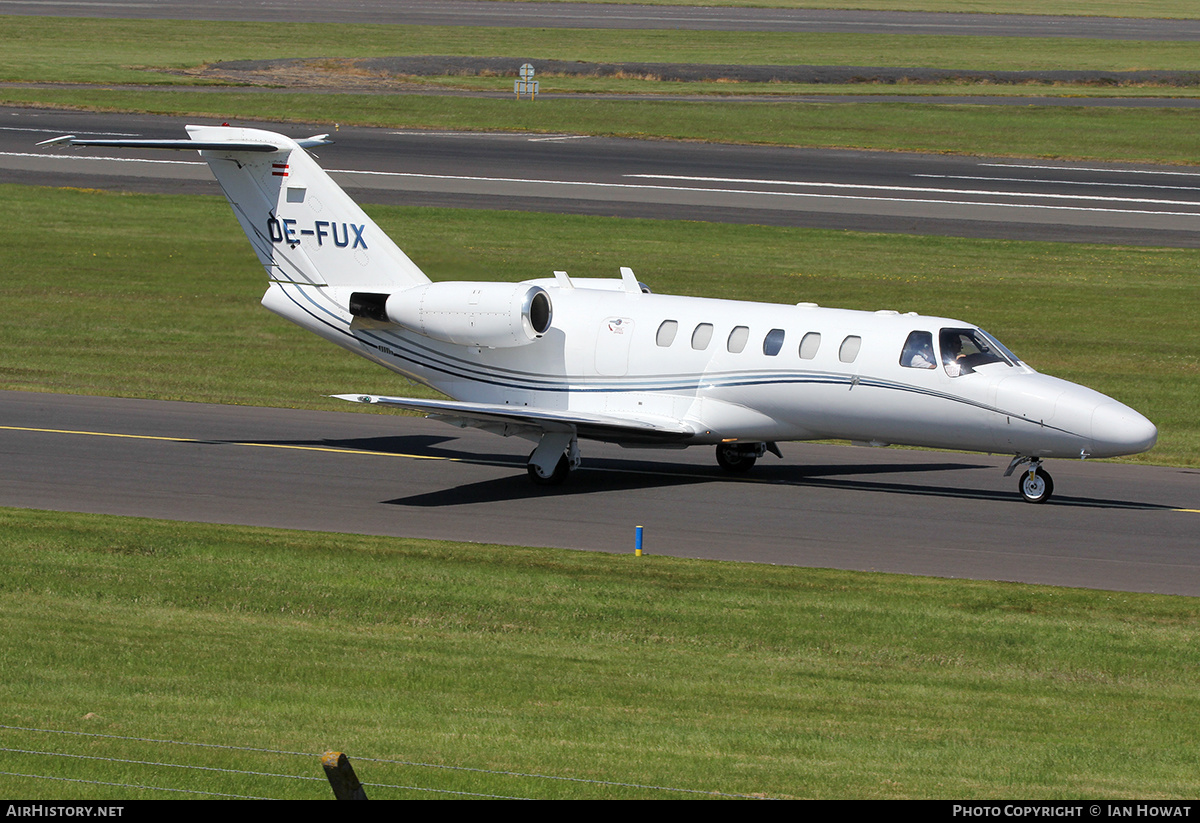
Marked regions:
[37,135,333,151]
[331,394,697,444]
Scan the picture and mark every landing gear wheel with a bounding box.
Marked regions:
[527,453,570,486]
[1018,467,1054,504]
[715,444,757,473]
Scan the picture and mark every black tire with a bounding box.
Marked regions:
[715,444,757,473]
[527,453,570,486]
[1018,467,1053,503]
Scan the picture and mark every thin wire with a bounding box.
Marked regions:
[4,747,526,799]
[361,782,529,800]
[0,725,312,757]
[1,724,767,799]
[353,754,761,798]
[0,746,323,783]
[0,770,271,799]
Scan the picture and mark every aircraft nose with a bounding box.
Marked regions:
[1090,401,1157,457]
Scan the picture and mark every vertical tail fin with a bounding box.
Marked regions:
[186,126,430,292]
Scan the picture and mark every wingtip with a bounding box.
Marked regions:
[298,134,334,148]
[35,135,76,148]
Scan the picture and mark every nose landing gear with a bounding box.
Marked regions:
[1005,456,1054,504]
[1018,466,1054,504]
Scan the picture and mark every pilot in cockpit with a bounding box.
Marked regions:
[942,333,966,376]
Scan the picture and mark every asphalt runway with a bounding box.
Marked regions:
[2,391,1197,596]
[4,0,1199,39]
[6,108,1200,246]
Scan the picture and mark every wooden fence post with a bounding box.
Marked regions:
[322,751,368,800]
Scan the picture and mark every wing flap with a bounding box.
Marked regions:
[331,394,697,444]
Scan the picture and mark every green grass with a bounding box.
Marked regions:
[516,0,1200,16]
[409,72,1200,99]
[6,17,1200,84]
[9,87,1200,163]
[0,184,1194,465]
[1,507,1198,799]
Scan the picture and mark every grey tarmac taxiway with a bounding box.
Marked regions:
[1,391,1196,596]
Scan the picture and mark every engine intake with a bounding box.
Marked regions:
[350,282,552,348]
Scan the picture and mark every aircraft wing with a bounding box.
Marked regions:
[331,394,697,445]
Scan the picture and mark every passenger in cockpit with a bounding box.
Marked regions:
[901,331,936,369]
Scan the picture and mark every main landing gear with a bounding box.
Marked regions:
[1005,456,1054,504]
[526,437,786,485]
[526,432,580,486]
[527,453,571,485]
[715,442,782,474]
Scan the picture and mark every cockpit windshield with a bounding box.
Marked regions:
[976,328,1023,367]
[939,327,1016,376]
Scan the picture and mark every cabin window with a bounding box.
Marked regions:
[839,335,862,363]
[763,328,786,356]
[727,326,750,354]
[691,323,714,351]
[656,320,679,347]
[900,331,936,369]
[799,332,821,360]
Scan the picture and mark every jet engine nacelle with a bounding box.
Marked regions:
[350,282,553,348]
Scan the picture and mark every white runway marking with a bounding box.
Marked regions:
[13,148,1200,220]
[624,173,1200,209]
[915,174,1200,193]
[0,150,203,166]
[981,163,1200,178]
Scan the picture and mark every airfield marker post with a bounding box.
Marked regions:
[515,63,538,99]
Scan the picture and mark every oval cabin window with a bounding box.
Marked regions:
[799,332,821,360]
[763,328,786,356]
[656,320,679,347]
[839,335,862,363]
[727,326,750,353]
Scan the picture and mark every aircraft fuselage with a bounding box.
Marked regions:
[263,277,1156,464]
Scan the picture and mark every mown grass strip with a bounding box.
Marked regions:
[4,16,1200,85]
[408,73,1200,99]
[7,87,1200,163]
[528,0,1200,16]
[0,184,1194,465]
[1,506,1198,798]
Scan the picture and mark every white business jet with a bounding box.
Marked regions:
[42,126,1157,502]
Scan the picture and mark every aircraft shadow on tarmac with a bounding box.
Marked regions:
[234,435,1174,511]
[385,465,1177,511]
